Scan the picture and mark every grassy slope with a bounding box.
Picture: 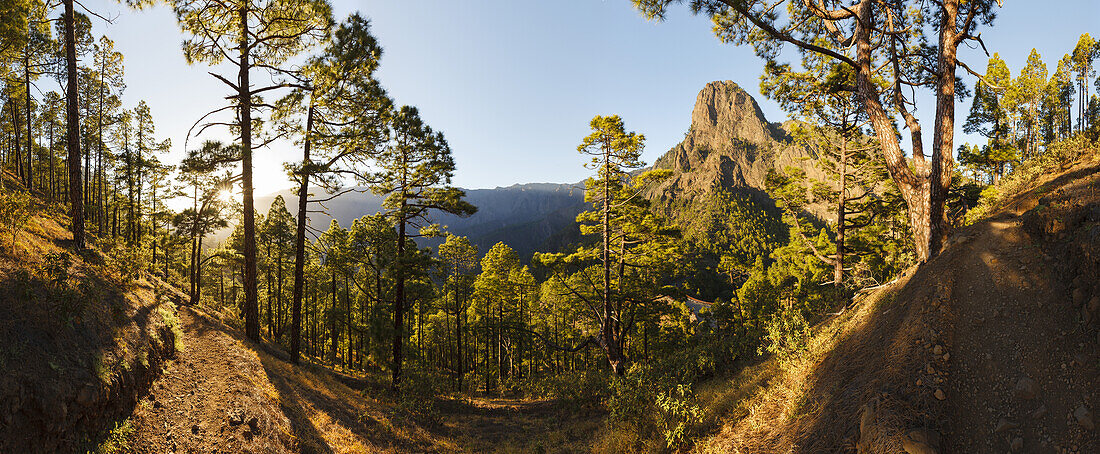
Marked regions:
[688,148,1100,453]
[0,189,185,453]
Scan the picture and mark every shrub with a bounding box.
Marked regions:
[655,384,704,449]
[761,310,811,364]
[107,245,146,285]
[40,251,72,286]
[0,191,33,252]
[966,135,1098,224]
[395,369,444,422]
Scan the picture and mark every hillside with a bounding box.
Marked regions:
[688,153,1100,453]
[0,182,185,452]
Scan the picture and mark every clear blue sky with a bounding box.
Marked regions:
[78,0,1098,196]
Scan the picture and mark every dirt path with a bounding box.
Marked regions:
[129,307,296,453]
[941,168,1099,452]
[128,306,601,453]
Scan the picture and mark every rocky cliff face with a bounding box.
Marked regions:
[646,80,821,203]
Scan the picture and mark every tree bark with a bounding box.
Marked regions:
[63,0,85,249]
[928,0,960,259]
[238,4,261,342]
[392,213,406,389]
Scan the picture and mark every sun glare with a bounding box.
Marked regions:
[219,189,241,204]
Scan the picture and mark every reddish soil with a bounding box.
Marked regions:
[702,158,1100,453]
[129,305,601,453]
[130,307,297,453]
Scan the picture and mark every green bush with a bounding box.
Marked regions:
[761,310,811,364]
[395,369,444,422]
[966,135,1098,224]
[41,251,72,286]
[0,191,33,251]
[655,384,704,449]
[107,245,146,285]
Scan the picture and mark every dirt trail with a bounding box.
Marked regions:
[941,168,1099,453]
[130,307,296,453]
[128,306,600,453]
[698,160,1100,453]
[943,217,1096,452]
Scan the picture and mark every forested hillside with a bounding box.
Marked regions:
[1,0,1099,452]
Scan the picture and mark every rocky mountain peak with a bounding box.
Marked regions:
[689,80,773,147]
[646,80,819,205]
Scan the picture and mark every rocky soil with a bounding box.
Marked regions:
[129,306,297,453]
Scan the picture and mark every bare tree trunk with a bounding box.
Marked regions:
[63,0,85,249]
[290,103,314,363]
[238,4,260,342]
[24,57,33,188]
[392,210,406,389]
[835,138,846,292]
[929,0,961,257]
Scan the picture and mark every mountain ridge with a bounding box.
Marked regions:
[239,80,824,259]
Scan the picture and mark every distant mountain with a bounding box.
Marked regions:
[249,182,587,260]
[231,80,827,261]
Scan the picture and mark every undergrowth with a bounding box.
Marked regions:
[88,417,134,454]
[966,135,1098,224]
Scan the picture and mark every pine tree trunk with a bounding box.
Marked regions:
[290,104,313,363]
[238,4,261,343]
[63,0,85,249]
[835,139,846,293]
[392,211,406,389]
[24,57,33,188]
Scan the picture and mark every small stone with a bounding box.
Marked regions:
[1074,352,1088,366]
[943,352,950,361]
[934,389,946,401]
[903,429,940,454]
[1074,405,1094,430]
[933,345,944,355]
[927,364,936,375]
[996,418,1020,433]
[1011,437,1023,451]
[76,385,97,406]
[903,438,938,454]
[228,410,245,426]
[916,379,923,386]
[1014,378,1037,400]
[1032,405,1048,419]
[191,424,200,435]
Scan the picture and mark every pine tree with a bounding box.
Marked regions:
[538,116,680,376]
[964,54,1017,183]
[370,105,475,388]
[437,234,478,391]
[632,0,1004,261]
[275,13,390,364]
[1071,34,1097,132]
[144,0,333,342]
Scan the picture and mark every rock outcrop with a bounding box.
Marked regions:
[645,80,822,204]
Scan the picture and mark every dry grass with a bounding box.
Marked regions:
[0,189,185,453]
[253,349,606,453]
[689,267,939,453]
